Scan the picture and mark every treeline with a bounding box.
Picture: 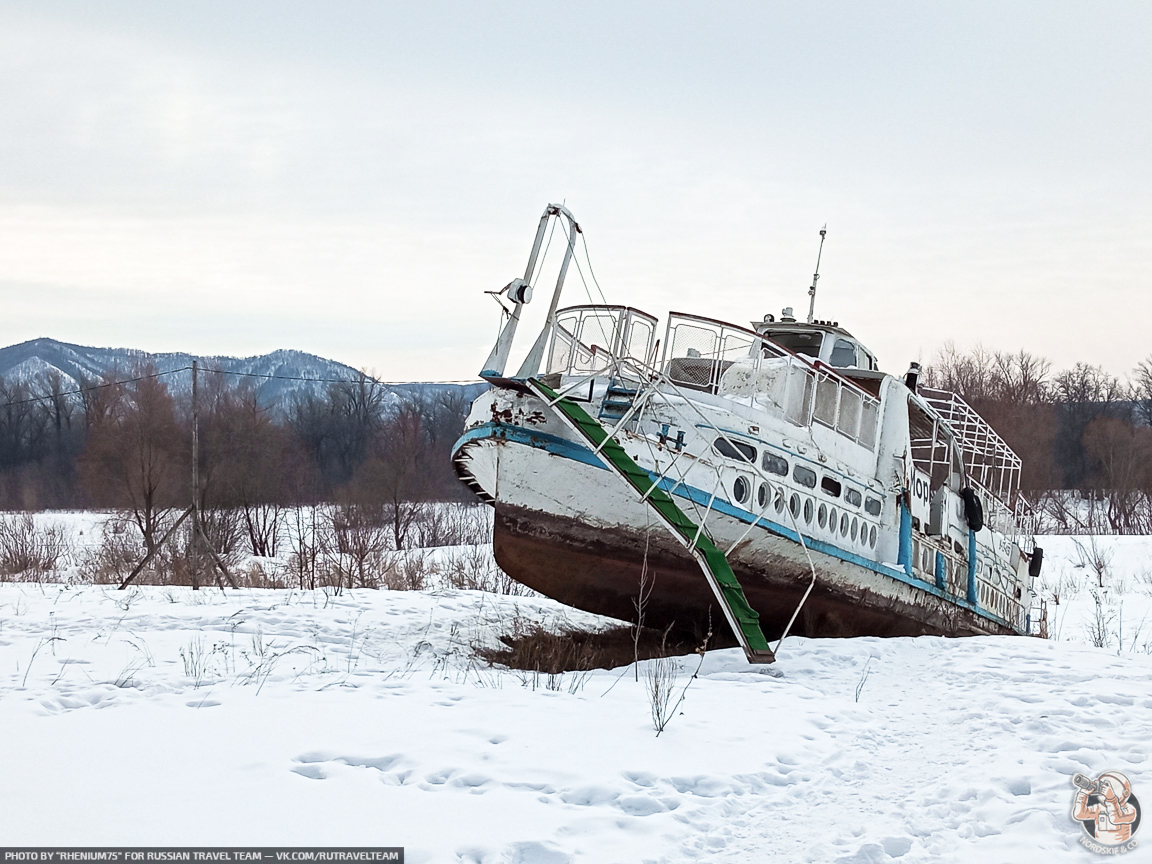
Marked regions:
[0,366,475,546]
[923,345,1152,533]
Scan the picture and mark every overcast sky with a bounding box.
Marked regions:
[2,2,1150,382]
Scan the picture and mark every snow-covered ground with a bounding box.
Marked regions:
[1,526,1151,862]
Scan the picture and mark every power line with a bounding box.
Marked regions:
[0,366,191,408]
[197,367,483,386]
[0,366,485,411]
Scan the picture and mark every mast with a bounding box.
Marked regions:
[806,225,827,325]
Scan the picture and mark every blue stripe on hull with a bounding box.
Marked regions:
[453,422,1016,632]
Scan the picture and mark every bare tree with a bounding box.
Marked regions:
[1052,363,1126,490]
[79,367,184,556]
[1132,356,1152,428]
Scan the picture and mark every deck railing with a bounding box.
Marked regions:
[661,312,880,447]
[545,305,658,378]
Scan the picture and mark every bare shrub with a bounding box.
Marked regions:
[0,513,70,581]
[440,545,530,595]
[328,503,390,588]
[1072,536,1114,587]
[1086,588,1115,649]
[380,549,431,591]
[410,503,492,548]
[198,507,246,559]
[235,560,291,589]
[78,516,142,584]
[287,507,327,590]
[645,656,680,733]
[243,501,283,557]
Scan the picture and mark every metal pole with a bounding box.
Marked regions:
[191,360,199,590]
[806,226,827,324]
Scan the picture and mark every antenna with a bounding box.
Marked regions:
[806,224,827,325]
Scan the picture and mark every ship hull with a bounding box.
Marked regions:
[458,425,1017,642]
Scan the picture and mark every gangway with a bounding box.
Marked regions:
[528,378,775,663]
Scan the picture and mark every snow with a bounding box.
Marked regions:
[1,529,1151,861]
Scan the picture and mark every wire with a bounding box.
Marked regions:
[197,368,483,386]
[0,366,191,408]
[580,231,611,307]
[0,365,484,410]
[531,215,559,292]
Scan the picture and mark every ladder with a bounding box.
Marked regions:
[528,378,775,663]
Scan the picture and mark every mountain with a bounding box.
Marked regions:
[0,337,486,411]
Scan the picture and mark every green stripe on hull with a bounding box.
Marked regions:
[528,379,774,662]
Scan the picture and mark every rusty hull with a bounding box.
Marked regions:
[493,503,1016,643]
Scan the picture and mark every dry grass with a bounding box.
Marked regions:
[475,620,698,675]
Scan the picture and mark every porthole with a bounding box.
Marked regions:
[850,517,859,542]
[757,483,768,509]
[818,503,828,528]
[774,487,785,514]
[829,507,838,533]
[840,512,850,537]
[869,525,877,548]
[803,497,814,524]
[733,476,749,504]
[789,493,801,519]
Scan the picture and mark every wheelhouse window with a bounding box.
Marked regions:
[766,330,824,358]
[829,338,857,367]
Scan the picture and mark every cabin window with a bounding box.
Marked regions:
[762,452,788,476]
[733,476,750,504]
[838,389,862,439]
[821,476,842,498]
[813,376,839,426]
[793,465,817,488]
[714,437,756,463]
[784,367,815,425]
[830,338,857,367]
[864,496,882,516]
[859,401,879,449]
[845,488,862,507]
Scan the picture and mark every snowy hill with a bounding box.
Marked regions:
[0,337,485,410]
[0,526,1150,861]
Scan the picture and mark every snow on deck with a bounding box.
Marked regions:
[0,535,1150,861]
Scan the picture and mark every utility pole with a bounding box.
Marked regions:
[191,359,200,590]
[117,361,237,591]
